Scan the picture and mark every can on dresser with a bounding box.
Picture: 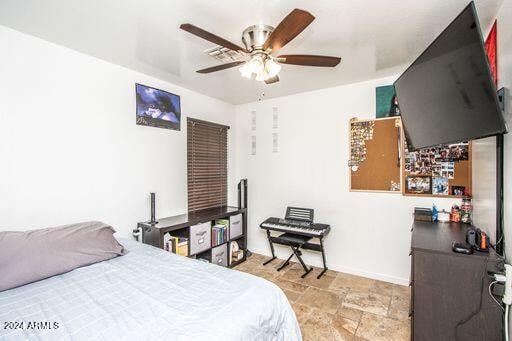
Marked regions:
[450,204,461,222]
[461,197,472,223]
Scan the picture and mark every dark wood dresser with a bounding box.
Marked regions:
[410,221,504,341]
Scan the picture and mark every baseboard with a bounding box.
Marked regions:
[248,246,409,286]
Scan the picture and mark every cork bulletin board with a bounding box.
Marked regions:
[349,117,403,193]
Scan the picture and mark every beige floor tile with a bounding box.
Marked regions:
[311,265,338,277]
[392,284,411,299]
[292,303,316,324]
[249,267,280,281]
[343,291,391,316]
[300,310,358,341]
[281,266,336,290]
[336,306,363,322]
[273,277,309,293]
[297,287,343,314]
[355,313,410,341]
[329,287,351,298]
[233,260,260,272]
[236,253,410,340]
[301,310,337,341]
[304,272,337,289]
[331,313,359,341]
[239,265,262,276]
[373,280,395,296]
[271,259,298,270]
[282,289,303,303]
[330,273,375,292]
[248,253,271,263]
[387,293,410,320]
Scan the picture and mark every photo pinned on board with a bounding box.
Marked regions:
[432,177,449,195]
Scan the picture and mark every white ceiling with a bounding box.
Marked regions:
[0,0,503,104]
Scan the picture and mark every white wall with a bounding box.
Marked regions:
[498,0,512,262]
[472,137,497,241]
[0,26,237,237]
[235,76,461,285]
[3,0,510,288]
[488,3,512,337]
[471,0,512,252]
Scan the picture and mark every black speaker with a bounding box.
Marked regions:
[466,228,477,248]
[498,87,507,113]
[238,179,247,209]
[150,192,158,224]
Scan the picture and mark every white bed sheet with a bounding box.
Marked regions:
[0,238,301,341]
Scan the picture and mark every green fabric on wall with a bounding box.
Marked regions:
[376,85,395,118]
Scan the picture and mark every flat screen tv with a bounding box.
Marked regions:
[136,83,181,131]
[394,2,506,150]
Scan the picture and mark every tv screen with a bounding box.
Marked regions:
[136,83,181,131]
[394,2,506,150]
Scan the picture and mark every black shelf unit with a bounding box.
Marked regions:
[138,205,247,268]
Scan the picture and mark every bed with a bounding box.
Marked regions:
[0,238,301,341]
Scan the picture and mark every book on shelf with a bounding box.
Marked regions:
[212,224,227,246]
[213,219,229,246]
[215,219,230,228]
[167,235,188,256]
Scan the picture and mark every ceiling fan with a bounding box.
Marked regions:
[180,8,341,84]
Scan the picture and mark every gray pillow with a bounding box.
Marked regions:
[0,221,127,292]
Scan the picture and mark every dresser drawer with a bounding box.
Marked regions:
[211,243,228,267]
[189,222,211,255]
[229,214,243,239]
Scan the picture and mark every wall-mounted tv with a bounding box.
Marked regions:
[394,2,507,150]
[136,83,181,131]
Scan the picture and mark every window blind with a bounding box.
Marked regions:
[187,118,229,212]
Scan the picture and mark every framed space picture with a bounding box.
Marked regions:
[136,83,181,130]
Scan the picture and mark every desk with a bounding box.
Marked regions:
[410,221,503,340]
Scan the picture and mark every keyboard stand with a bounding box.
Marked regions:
[263,231,329,279]
[262,229,277,266]
[317,238,328,279]
[261,207,329,279]
[263,232,314,278]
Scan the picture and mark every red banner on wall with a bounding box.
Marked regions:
[485,20,497,86]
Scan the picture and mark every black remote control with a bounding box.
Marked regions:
[452,241,473,255]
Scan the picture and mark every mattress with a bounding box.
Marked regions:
[0,239,301,341]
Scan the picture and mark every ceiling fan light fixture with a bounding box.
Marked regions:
[255,69,269,82]
[239,62,252,79]
[239,55,281,82]
[182,8,341,85]
[248,55,265,74]
[265,59,281,78]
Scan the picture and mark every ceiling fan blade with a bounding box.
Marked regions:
[263,9,315,51]
[265,75,280,84]
[196,61,245,74]
[278,55,341,67]
[180,23,247,52]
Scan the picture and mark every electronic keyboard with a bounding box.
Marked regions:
[260,207,331,279]
[260,217,330,237]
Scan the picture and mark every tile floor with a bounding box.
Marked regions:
[234,253,411,341]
